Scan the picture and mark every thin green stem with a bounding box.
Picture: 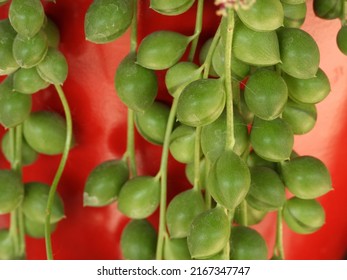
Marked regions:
[188,0,204,61]
[14,125,23,172]
[9,210,19,256]
[202,24,221,79]
[224,8,235,151]
[130,0,138,53]
[204,159,212,209]
[223,208,234,260]
[17,207,25,257]
[126,109,137,177]
[239,200,248,226]
[193,126,202,191]
[155,97,179,260]
[45,84,73,260]
[9,128,15,165]
[274,207,285,259]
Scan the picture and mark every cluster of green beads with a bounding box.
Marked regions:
[0,0,72,260]
[83,0,332,260]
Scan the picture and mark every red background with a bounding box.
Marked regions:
[1,0,347,260]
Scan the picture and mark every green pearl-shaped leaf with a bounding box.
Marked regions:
[280,156,332,199]
[120,219,157,260]
[83,160,129,207]
[22,182,64,224]
[0,230,15,260]
[277,27,320,79]
[237,0,284,32]
[9,0,45,38]
[234,202,268,226]
[246,150,277,170]
[244,69,288,120]
[169,125,197,164]
[23,111,74,155]
[0,169,24,214]
[283,68,330,104]
[282,99,317,135]
[283,197,325,234]
[2,131,38,166]
[24,216,57,239]
[313,0,342,20]
[0,19,19,75]
[0,77,32,128]
[207,150,251,210]
[230,226,268,260]
[118,176,160,219]
[250,117,294,162]
[233,21,281,66]
[201,110,249,162]
[12,31,48,68]
[37,48,68,85]
[177,79,225,127]
[135,101,170,145]
[13,67,50,94]
[246,167,286,211]
[337,26,347,55]
[115,53,158,113]
[165,62,203,96]
[164,237,191,260]
[137,31,191,70]
[187,206,230,259]
[282,2,307,28]
[42,17,60,48]
[150,0,195,16]
[166,189,205,238]
[85,0,134,44]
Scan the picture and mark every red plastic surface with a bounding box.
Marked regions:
[1,0,347,260]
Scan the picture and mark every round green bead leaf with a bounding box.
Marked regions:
[0,19,19,75]
[237,0,284,32]
[277,27,320,79]
[0,169,24,214]
[166,189,205,238]
[13,31,48,68]
[42,17,60,48]
[234,202,268,226]
[282,99,317,135]
[9,0,45,38]
[177,79,225,127]
[280,156,332,199]
[121,219,157,260]
[246,167,286,211]
[118,176,160,219]
[245,69,288,120]
[85,0,134,43]
[165,62,202,96]
[282,2,307,28]
[313,0,342,20]
[115,53,158,113]
[246,150,277,170]
[84,160,129,207]
[283,68,330,104]
[2,131,38,166]
[337,25,347,56]
[164,237,191,260]
[207,150,251,210]
[22,182,64,224]
[169,124,196,164]
[283,197,325,234]
[36,48,68,85]
[23,111,74,155]
[233,21,281,66]
[230,226,268,260]
[187,207,230,259]
[137,31,191,70]
[250,117,294,162]
[24,216,57,239]
[150,0,195,16]
[135,101,170,145]
[0,80,32,128]
[13,67,50,94]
